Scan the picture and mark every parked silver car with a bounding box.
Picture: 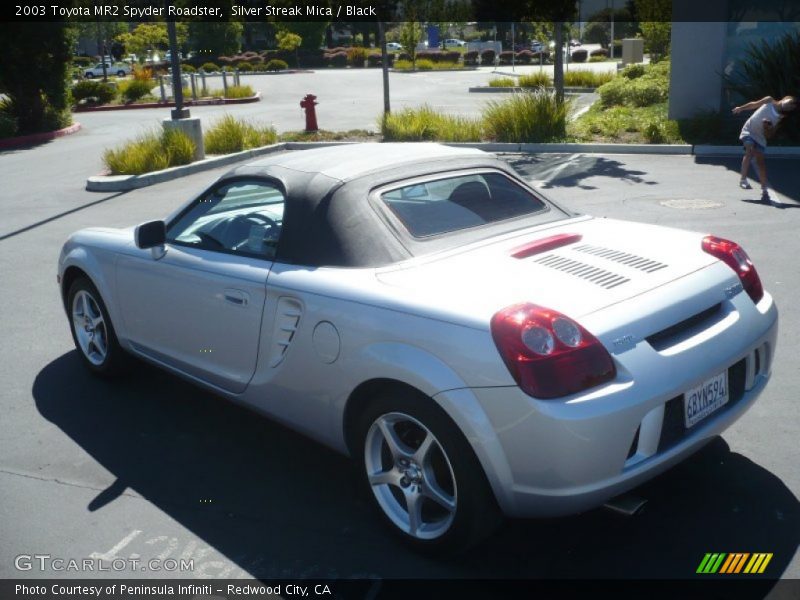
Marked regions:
[59,144,778,552]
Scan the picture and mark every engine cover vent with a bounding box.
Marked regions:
[572,244,668,273]
[533,254,630,289]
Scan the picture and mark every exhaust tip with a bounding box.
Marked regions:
[603,494,648,516]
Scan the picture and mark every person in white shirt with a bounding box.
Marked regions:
[732,95,796,201]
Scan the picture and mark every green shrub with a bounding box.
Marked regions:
[0,111,18,138]
[201,62,219,72]
[236,62,253,71]
[72,56,93,67]
[224,85,254,99]
[380,105,483,142]
[393,59,414,70]
[103,128,196,175]
[569,102,682,143]
[71,80,117,104]
[642,121,663,143]
[621,64,646,79]
[483,89,570,142]
[598,61,668,107]
[265,59,288,71]
[204,114,278,154]
[119,79,153,103]
[598,78,627,106]
[181,64,196,73]
[628,78,667,107]
[519,72,551,87]
[415,59,435,70]
[589,56,606,63]
[723,31,799,137]
[489,77,516,87]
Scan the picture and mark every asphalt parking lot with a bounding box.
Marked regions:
[0,138,798,583]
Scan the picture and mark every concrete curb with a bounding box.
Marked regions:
[446,142,692,154]
[389,68,478,73]
[469,86,596,93]
[0,122,82,150]
[86,141,368,191]
[694,145,800,157]
[86,140,800,192]
[74,93,261,113]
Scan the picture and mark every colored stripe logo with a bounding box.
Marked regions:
[697,553,773,574]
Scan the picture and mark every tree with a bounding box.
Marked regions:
[521,0,578,100]
[186,22,243,59]
[0,23,76,134]
[282,22,328,51]
[75,22,128,57]
[117,23,169,62]
[635,0,671,61]
[399,20,423,68]
[276,30,302,68]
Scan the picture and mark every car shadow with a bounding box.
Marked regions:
[507,154,658,190]
[34,352,798,581]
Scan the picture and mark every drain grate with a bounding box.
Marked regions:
[660,198,723,210]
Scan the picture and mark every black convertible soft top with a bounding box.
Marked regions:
[221,143,569,268]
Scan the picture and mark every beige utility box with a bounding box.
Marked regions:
[622,38,645,64]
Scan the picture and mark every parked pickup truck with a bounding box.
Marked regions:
[84,62,131,78]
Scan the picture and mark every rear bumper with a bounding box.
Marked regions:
[435,291,778,518]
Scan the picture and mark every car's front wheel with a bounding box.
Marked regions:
[67,277,127,376]
[116,70,126,77]
[357,390,501,553]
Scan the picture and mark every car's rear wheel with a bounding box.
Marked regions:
[67,278,127,376]
[116,70,125,77]
[357,389,501,553]
[84,73,94,78]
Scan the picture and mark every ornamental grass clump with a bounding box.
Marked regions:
[380,105,483,142]
[103,128,195,175]
[204,114,278,154]
[483,89,570,142]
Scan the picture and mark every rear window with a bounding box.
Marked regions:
[380,172,547,238]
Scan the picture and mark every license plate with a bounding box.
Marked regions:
[684,371,729,428]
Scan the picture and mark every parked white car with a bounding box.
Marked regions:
[444,38,467,48]
[385,42,403,52]
[84,62,131,78]
[58,144,778,552]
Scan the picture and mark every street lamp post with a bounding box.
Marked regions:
[162,1,204,160]
[167,18,189,119]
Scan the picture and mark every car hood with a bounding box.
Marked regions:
[375,216,720,324]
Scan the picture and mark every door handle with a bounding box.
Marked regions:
[223,289,249,307]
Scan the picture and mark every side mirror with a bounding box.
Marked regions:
[134,220,166,249]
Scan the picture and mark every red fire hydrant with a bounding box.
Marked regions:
[300,94,319,132]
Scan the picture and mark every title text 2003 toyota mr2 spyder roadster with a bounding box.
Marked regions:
[59,144,778,552]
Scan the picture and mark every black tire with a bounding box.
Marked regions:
[116,70,125,77]
[356,388,502,554]
[84,72,94,78]
[66,277,128,377]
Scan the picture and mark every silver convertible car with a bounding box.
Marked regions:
[59,144,778,552]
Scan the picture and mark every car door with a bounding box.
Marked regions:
[115,179,285,394]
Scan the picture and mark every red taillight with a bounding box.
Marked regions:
[702,235,764,304]
[490,303,616,399]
